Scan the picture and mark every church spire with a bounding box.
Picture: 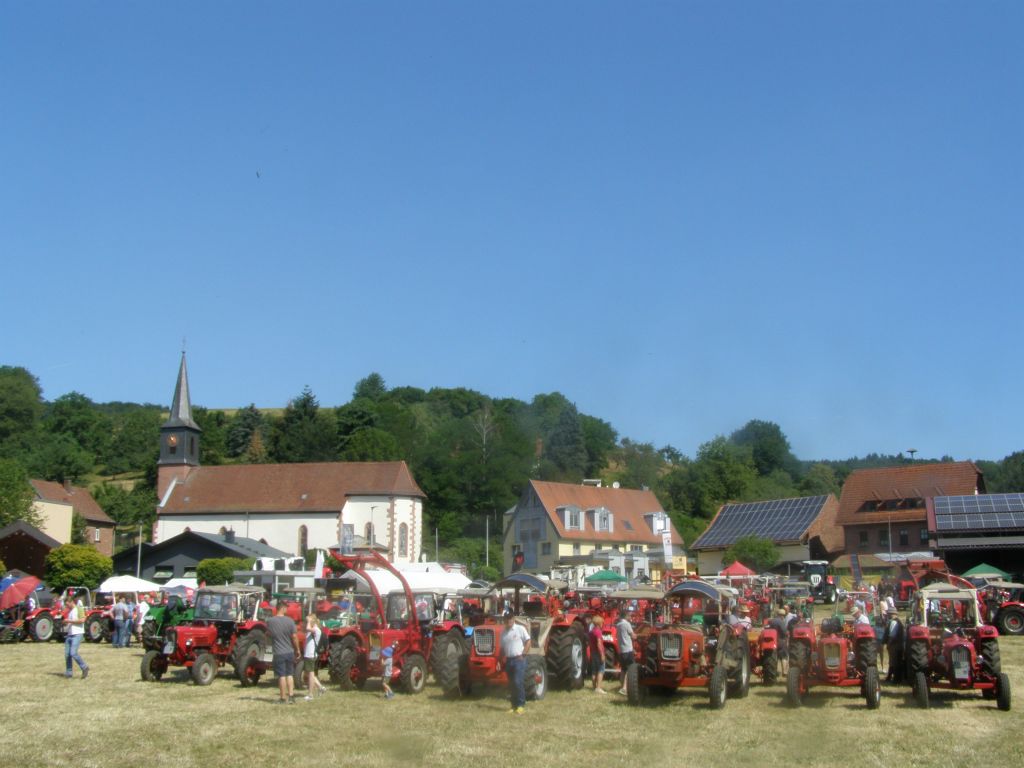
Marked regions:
[164,352,200,431]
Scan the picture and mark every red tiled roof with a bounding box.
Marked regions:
[31,480,113,524]
[531,480,683,545]
[161,461,425,515]
[836,462,983,527]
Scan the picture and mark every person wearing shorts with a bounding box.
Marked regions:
[589,614,606,693]
[303,614,325,700]
[266,601,300,704]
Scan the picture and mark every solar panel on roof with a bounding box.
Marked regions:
[932,493,1024,532]
[692,495,828,549]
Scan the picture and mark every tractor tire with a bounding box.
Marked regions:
[140,619,159,650]
[998,608,1024,636]
[789,640,809,673]
[432,631,469,696]
[329,636,361,690]
[84,616,105,643]
[191,653,218,686]
[524,655,548,701]
[980,638,1001,677]
[786,666,804,708]
[996,672,1011,712]
[233,632,266,687]
[856,638,877,673]
[864,666,880,709]
[909,641,929,675]
[913,671,929,709]
[30,614,54,643]
[625,662,647,706]
[709,664,728,710]
[141,650,166,682]
[548,625,586,690]
[762,649,778,686]
[604,644,618,675]
[728,644,751,699]
[399,653,427,695]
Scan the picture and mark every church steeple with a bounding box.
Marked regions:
[158,353,201,498]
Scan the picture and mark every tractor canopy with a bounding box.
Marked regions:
[493,573,551,594]
[666,580,724,603]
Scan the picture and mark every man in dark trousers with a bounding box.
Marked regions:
[882,608,904,684]
[267,601,301,703]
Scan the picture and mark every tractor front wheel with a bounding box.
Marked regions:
[908,641,929,675]
[709,664,727,710]
[786,666,804,708]
[762,649,778,685]
[996,673,1011,712]
[191,653,218,686]
[141,650,167,682]
[913,671,929,709]
[525,655,548,701]
[864,666,880,709]
[232,632,266,687]
[432,631,469,696]
[399,653,427,694]
[30,614,54,643]
[980,638,1001,677]
[728,644,750,699]
[625,662,647,706]
[548,625,586,690]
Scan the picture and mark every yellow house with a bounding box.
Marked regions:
[33,498,73,544]
[503,480,685,583]
[30,480,115,557]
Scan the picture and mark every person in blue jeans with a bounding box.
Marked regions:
[500,614,531,713]
[64,596,89,679]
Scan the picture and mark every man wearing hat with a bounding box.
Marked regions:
[882,608,904,683]
[736,604,753,631]
[851,605,871,627]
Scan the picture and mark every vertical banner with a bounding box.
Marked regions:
[662,531,673,565]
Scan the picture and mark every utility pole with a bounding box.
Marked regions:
[485,516,489,568]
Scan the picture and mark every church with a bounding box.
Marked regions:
[154,354,426,564]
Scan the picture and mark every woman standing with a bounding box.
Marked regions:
[303,614,326,700]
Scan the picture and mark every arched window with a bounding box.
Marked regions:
[298,525,308,556]
[398,523,408,557]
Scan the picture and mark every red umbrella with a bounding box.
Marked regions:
[720,561,756,577]
[0,576,42,610]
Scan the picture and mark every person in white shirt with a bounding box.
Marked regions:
[63,596,89,679]
[500,614,531,713]
[851,606,871,626]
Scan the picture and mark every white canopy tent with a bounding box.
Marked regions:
[98,575,163,593]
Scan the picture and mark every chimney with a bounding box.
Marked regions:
[63,477,73,493]
[224,529,236,543]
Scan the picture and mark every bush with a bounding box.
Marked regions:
[45,544,113,592]
[196,557,254,586]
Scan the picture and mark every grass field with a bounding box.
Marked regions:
[3,633,1021,768]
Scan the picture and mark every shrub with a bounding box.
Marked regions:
[45,544,113,592]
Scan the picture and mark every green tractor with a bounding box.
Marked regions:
[140,594,194,651]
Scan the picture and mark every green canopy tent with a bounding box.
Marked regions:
[584,569,627,584]
[962,562,1011,580]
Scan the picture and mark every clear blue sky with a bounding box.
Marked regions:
[2,4,1021,463]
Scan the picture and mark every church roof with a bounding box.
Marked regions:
[160,461,426,515]
[163,352,200,431]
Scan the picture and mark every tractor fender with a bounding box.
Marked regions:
[853,623,876,641]
[977,624,998,639]
[791,623,815,643]
[759,627,778,652]
[908,624,930,642]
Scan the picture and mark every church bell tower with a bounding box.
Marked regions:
[157,352,202,500]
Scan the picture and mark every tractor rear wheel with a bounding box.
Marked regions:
[329,636,360,690]
[191,653,218,686]
[998,608,1024,636]
[728,644,750,699]
[913,671,929,709]
[625,662,646,706]
[432,631,469,696]
[548,625,586,690]
[864,666,880,709]
[980,638,1001,677]
[709,664,727,710]
[909,641,929,675]
[233,633,265,687]
[762,649,778,685]
[996,672,1011,711]
[141,650,166,682]
[786,666,804,708]
[399,653,427,694]
[30,614,54,643]
[525,655,548,701]
[84,616,105,643]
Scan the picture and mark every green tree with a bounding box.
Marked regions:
[0,366,44,451]
[580,415,618,477]
[196,557,254,585]
[353,372,387,402]
[729,420,799,477]
[70,511,88,544]
[686,437,757,518]
[226,404,266,458]
[542,402,587,481]
[722,535,780,573]
[193,407,227,466]
[799,463,840,496]
[268,386,337,463]
[0,458,39,527]
[339,427,401,461]
[612,439,664,491]
[104,409,161,475]
[28,432,94,483]
[44,392,110,458]
[92,482,154,527]
[44,544,113,591]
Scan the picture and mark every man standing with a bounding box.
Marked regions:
[615,610,636,696]
[883,608,904,683]
[266,601,301,704]
[111,597,129,648]
[64,594,89,679]
[500,614,531,714]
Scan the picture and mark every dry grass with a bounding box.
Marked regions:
[3,634,1021,768]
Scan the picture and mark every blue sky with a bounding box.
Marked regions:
[2,4,1021,463]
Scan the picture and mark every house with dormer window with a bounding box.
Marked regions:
[503,479,685,581]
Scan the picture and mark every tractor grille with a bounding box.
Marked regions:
[660,634,682,660]
[474,629,495,656]
[823,642,841,670]
[951,646,971,680]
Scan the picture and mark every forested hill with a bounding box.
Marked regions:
[1,366,1021,557]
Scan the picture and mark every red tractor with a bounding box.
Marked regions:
[436,573,586,699]
[786,608,881,709]
[140,584,268,685]
[978,579,1024,636]
[22,586,96,642]
[906,583,1010,711]
[623,580,751,709]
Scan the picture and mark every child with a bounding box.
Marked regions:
[381,644,395,699]
[303,615,326,701]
